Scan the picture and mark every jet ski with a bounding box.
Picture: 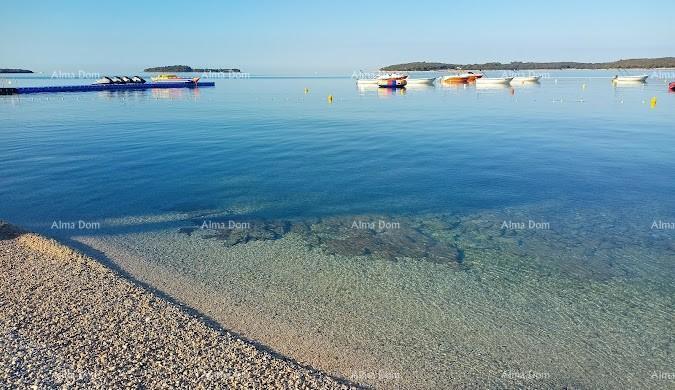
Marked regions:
[94,76,113,84]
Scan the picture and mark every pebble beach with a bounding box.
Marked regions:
[0,221,354,389]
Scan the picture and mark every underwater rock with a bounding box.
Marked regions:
[180,215,466,265]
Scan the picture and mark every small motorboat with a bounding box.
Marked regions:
[378,78,407,88]
[459,72,483,81]
[475,77,514,85]
[131,76,146,84]
[109,76,125,84]
[151,74,200,83]
[406,77,436,85]
[512,76,541,83]
[669,82,675,91]
[94,76,113,85]
[612,75,648,83]
[440,75,470,84]
[377,73,408,80]
[120,76,133,83]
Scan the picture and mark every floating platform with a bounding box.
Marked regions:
[0,82,215,95]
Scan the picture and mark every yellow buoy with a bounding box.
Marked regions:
[304,88,309,94]
[327,95,333,103]
[582,83,586,90]
[650,96,657,108]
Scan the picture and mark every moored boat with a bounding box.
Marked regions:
[512,76,541,83]
[95,76,113,84]
[95,75,146,85]
[459,72,483,81]
[669,82,675,91]
[612,75,648,83]
[406,77,436,85]
[378,78,407,88]
[377,73,408,80]
[151,74,200,83]
[440,75,470,84]
[475,77,514,85]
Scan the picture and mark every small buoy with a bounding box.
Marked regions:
[582,83,586,90]
[650,96,657,108]
[304,88,309,94]
[327,95,333,103]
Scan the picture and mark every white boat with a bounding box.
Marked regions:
[378,78,407,88]
[150,74,200,83]
[406,77,436,85]
[475,77,514,85]
[377,73,407,80]
[459,72,483,81]
[612,75,648,83]
[511,76,541,83]
[94,77,113,84]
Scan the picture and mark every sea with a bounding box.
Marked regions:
[1,70,674,389]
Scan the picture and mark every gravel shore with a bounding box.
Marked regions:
[0,221,355,389]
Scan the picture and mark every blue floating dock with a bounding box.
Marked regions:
[1,82,215,95]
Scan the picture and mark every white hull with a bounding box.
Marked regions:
[476,77,514,85]
[613,75,648,83]
[406,77,436,85]
[512,76,541,83]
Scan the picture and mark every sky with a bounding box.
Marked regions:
[1,0,674,74]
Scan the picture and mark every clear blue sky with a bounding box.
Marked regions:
[2,0,673,74]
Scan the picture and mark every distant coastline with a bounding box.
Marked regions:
[381,57,675,71]
[144,65,241,73]
[0,69,33,74]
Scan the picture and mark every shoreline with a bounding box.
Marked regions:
[0,221,357,389]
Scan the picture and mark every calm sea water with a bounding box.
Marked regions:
[2,71,674,223]
[1,71,674,388]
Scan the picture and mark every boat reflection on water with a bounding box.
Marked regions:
[439,81,470,90]
[356,84,379,94]
[510,80,542,88]
[612,80,647,89]
[151,87,200,100]
[378,86,406,97]
[404,83,435,92]
[475,83,512,91]
[356,84,407,97]
[96,89,149,100]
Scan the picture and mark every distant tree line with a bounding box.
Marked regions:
[381,57,675,71]
[0,69,33,73]
[144,65,241,72]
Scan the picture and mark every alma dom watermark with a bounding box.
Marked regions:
[51,70,101,79]
[200,220,251,230]
[501,369,550,380]
[501,220,550,230]
[651,220,675,230]
[51,220,101,230]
